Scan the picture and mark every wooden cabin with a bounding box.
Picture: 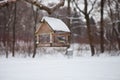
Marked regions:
[35,16,71,47]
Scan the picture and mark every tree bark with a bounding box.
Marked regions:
[100,0,104,53]
[118,23,120,50]
[5,5,10,58]
[85,0,95,56]
[116,0,120,50]
[12,2,16,57]
[107,0,120,50]
[85,13,95,56]
[67,0,71,27]
[32,6,38,58]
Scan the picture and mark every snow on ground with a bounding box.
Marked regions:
[0,55,120,80]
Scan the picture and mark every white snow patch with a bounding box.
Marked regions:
[0,56,120,80]
[41,0,60,6]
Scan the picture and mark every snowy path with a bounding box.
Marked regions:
[0,56,120,80]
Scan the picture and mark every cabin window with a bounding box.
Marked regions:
[39,33,50,43]
[55,35,66,44]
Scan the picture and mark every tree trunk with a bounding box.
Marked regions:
[108,0,120,51]
[5,20,9,58]
[5,26,9,58]
[67,0,71,28]
[66,0,71,48]
[118,22,120,50]
[32,7,38,58]
[12,2,16,57]
[112,26,120,50]
[100,0,104,53]
[85,14,95,56]
[84,0,95,56]
[4,6,10,58]
[116,0,120,50]
[3,11,6,47]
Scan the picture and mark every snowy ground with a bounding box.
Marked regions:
[0,55,120,80]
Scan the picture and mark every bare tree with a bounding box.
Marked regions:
[107,0,120,50]
[73,0,97,56]
[32,6,38,58]
[4,5,12,58]
[115,0,120,50]
[12,2,16,57]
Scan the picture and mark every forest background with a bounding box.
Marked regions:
[0,0,120,57]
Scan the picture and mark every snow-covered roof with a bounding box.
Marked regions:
[41,16,70,32]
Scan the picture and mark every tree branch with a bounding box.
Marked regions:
[88,0,97,14]
[0,0,65,14]
[51,0,64,13]
[73,0,85,14]
[0,0,16,8]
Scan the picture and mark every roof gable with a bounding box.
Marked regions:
[41,16,70,32]
[35,22,53,34]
